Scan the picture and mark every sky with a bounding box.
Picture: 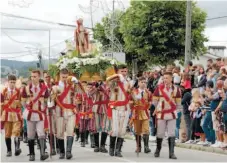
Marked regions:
[0,0,227,62]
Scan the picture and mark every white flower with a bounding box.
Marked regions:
[110,60,115,65]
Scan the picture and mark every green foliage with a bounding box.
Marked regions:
[48,64,59,78]
[120,1,208,66]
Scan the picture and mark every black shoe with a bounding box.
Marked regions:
[59,153,65,159]
[39,138,49,161]
[29,154,35,161]
[5,138,12,157]
[168,137,177,159]
[6,151,12,157]
[14,137,22,156]
[143,134,151,153]
[135,135,141,153]
[109,136,116,156]
[90,133,95,148]
[94,133,99,152]
[66,136,74,159]
[23,137,28,143]
[115,138,123,157]
[154,138,163,158]
[56,148,60,154]
[100,132,108,153]
[58,139,65,159]
[100,145,108,153]
[80,132,86,147]
[75,128,80,142]
[28,139,35,160]
[85,130,89,144]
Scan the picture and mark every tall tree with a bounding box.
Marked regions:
[120,1,208,66]
[93,10,147,71]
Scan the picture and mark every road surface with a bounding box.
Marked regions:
[1,134,227,162]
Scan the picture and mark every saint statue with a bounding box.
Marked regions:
[74,18,89,54]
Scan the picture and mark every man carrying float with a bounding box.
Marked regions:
[106,65,131,157]
[130,76,151,154]
[89,81,110,153]
[49,68,80,160]
[1,75,22,157]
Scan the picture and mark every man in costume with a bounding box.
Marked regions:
[89,82,110,153]
[49,68,79,159]
[1,75,22,157]
[130,77,151,154]
[152,71,182,159]
[106,65,131,157]
[43,70,58,155]
[78,82,94,148]
[22,70,49,161]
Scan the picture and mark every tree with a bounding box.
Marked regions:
[120,1,208,66]
[93,10,148,71]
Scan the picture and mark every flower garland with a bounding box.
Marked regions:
[49,53,120,79]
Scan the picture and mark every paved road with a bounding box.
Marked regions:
[1,134,227,162]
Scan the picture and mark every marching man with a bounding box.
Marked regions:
[49,68,79,160]
[1,75,22,157]
[89,82,110,153]
[130,77,151,154]
[78,82,94,148]
[21,70,49,161]
[43,70,59,155]
[106,65,131,157]
[152,71,182,159]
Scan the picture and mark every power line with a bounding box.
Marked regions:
[0,53,35,59]
[1,31,74,55]
[206,15,227,21]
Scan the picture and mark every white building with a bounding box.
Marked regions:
[175,45,226,70]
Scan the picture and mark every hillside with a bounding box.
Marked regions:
[1,59,57,78]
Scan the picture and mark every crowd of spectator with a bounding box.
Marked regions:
[135,57,227,148]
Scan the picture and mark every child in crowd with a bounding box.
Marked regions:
[186,89,205,144]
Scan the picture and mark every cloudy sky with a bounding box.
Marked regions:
[0,0,227,61]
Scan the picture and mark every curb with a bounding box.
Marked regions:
[175,143,227,155]
[124,136,227,155]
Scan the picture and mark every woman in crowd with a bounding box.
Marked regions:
[186,88,204,144]
[197,66,207,94]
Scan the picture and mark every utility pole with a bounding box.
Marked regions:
[184,0,192,67]
[111,0,115,58]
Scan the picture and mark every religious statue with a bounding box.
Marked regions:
[74,18,89,54]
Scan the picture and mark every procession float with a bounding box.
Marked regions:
[49,18,122,82]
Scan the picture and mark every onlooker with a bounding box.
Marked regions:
[197,66,207,94]
[186,88,204,144]
[181,88,192,142]
[201,81,216,146]
[207,59,213,70]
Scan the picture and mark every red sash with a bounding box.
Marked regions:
[3,89,21,122]
[27,85,47,121]
[56,85,76,116]
[132,98,150,120]
[107,81,129,118]
[159,84,176,119]
[27,107,48,129]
